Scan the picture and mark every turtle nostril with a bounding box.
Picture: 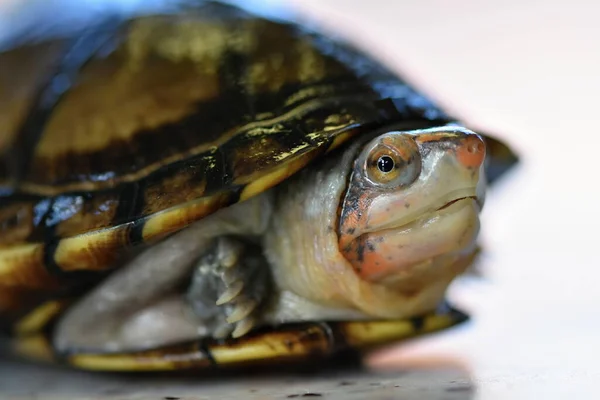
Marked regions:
[468,141,484,154]
[456,135,486,168]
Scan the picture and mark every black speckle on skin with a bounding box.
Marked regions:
[356,240,365,262]
[404,202,410,208]
[339,381,354,386]
[164,397,180,400]
[346,227,356,235]
[366,241,375,252]
[302,394,323,398]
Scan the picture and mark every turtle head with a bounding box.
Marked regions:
[338,126,486,292]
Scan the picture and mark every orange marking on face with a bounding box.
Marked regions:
[414,132,486,169]
[338,192,372,251]
[456,134,486,168]
[355,239,390,280]
[349,234,408,281]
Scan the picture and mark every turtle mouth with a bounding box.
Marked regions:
[397,196,479,232]
[436,196,478,211]
[372,188,481,233]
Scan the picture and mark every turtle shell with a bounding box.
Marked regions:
[0,2,516,369]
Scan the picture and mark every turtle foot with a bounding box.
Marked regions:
[186,236,270,339]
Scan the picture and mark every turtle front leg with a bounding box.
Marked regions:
[186,236,270,338]
[52,194,274,353]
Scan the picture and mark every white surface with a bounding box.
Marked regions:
[1,0,599,398]
[0,358,474,399]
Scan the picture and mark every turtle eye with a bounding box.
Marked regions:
[365,143,421,187]
[377,155,395,173]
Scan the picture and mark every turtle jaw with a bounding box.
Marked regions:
[344,195,481,284]
[370,187,481,235]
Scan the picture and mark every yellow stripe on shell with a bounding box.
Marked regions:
[0,243,56,288]
[14,300,68,335]
[327,126,360,151]
[13,334,55,363]
[239,126,360,201]
[239,149,323,201]
[53,224,131,271]
[67,348,212,371]
[341,313,463,348]
[210,325,331,365]
[141,192,232,242]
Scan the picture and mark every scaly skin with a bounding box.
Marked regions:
[53,126,486,353]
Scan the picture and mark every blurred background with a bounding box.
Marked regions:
[0,0,599,399]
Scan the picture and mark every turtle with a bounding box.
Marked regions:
[0,1,517,371]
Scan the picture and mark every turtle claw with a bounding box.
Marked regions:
[215,281,244,305]
[226,298,257,324]
[231,315,256,338]
[217,237,245,269]
[187,237,269,340]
